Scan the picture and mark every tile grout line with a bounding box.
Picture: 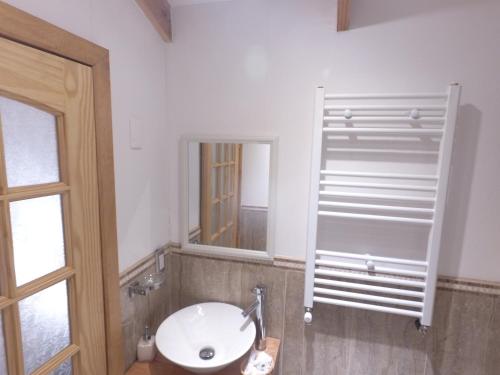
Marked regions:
[279,269,288,375]
[182,254,185,308]
[480,296,497,370]
[301,276,306,375]
[346,307,355,374]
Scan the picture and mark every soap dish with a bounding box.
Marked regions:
[143,272,165,291]
[129,272,166,297]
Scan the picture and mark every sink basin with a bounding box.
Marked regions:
[156,302,256,374]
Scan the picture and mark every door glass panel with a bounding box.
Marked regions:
[11,195,66,286]
[49,358,72,375]
[0,313,7,375]
[0,96,60,187]
[19,281,70,375]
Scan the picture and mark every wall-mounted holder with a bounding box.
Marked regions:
[129,248,166,297]
[128,272,166,297]
[415,319,429,335]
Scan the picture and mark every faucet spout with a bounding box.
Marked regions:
[242,300,259,318]
[241,285,267,351]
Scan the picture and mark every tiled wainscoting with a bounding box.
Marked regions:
[120,247,173,369]
[120,247,500,374]
[238,206,268,251]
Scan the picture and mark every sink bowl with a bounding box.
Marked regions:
[156,302,256,374]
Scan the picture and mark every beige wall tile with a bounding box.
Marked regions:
[120,252,500,375]
[240,262,286,339]
[346,309,427,375]
[120,263,169,370]
[282,270,305,375]
[425,289,497,375]
[304,303,351,375]
[167,252,182,314]
[484,295,500,373]
[179,255,244,307]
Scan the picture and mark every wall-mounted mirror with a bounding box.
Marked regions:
[181,137,277,260]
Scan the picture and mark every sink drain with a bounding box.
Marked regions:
[199,346,215,360]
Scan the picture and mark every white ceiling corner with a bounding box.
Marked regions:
[168,0,236,7]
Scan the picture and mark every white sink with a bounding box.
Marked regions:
[156,302,256,374]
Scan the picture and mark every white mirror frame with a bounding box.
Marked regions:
[180,135,278,261]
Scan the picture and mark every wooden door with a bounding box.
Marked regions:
[200,143,241,248]
[0,36,106,374]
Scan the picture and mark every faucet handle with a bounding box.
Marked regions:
[252,285,267,295]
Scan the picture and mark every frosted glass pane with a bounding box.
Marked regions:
[11,195,66,286]
[49,358,72,375]
[0,313,7,375]
[0,96,60,187]
[19,281,70,375]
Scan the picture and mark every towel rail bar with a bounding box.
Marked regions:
[314,287,425,308]
[324,93,447,100]
[315,250,428,267]
[318,201,435,214]
[314,268,426,288]
[319,181,437,191]
[313,296,423,318]
[315,259,428,278]
[323,117,445,125]
[314,278,425,298]
[319,170,438,180]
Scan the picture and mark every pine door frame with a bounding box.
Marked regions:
[0,2,124,375]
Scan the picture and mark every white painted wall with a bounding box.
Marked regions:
[3,0,171,271]
[165,0,500,282]
[6,0,499,281]
[241,143,270,208]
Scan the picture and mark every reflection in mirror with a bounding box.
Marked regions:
[0,313,7,375]
[188,142,271,251]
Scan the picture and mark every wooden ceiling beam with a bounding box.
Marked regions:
[337,0,351,32]
[135,0,172,42]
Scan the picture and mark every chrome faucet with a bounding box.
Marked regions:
[242,285,266,351]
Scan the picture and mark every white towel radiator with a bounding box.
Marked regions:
[304,84,461,330]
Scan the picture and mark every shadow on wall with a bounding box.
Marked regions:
[303,287,499,374]
[349,0,494,30]
[439,104,481,277]
[304,302,429,374]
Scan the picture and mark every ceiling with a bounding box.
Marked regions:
[168,0,234,7]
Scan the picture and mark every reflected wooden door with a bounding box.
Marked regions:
[0,36,106,374]
[200,144,241,247]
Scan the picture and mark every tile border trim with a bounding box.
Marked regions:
[437,276,500,296]
[119,244,169,287]
[119,244,500,295]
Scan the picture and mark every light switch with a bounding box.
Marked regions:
[155,248,165,272]
[129,116,143,150]
[158,252,165,271]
